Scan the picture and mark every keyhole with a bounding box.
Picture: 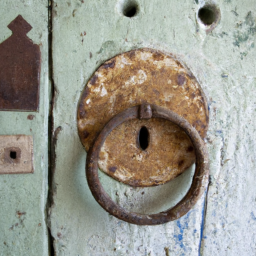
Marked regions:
[10,151,17,159]
[138,126,149,150]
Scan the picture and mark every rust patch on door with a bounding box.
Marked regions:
[0,15,41,111]
[78,48,209,186]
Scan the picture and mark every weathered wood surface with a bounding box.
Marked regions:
[50,0,256,255]
[0,1,49,255]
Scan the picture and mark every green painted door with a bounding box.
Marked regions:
[0,0,49,255]
[1,0,256,255]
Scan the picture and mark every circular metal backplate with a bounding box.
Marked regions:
[77,48,209,187]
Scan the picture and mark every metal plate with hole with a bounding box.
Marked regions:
[77,48,209,187]
[0,135,34,174]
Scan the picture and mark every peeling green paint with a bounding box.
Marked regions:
[233,11,256,48]
[50,0,256,255]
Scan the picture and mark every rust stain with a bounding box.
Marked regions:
[78,48,209,187]
[177,74,186,86]
[82,130,90,139]
[0,15,41,111]
[109,166,117,173]
[102,59,116,69]
[16,211,26,217]
[90,74,98,85]
[27,114,35,120]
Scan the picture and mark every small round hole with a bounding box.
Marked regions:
[10,151,17,159]
[138,126,149,150]
[198,5,219,26]
[123,3,138,18]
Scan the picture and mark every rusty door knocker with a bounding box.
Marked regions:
[77,48,209,225]
[86,104,209,225]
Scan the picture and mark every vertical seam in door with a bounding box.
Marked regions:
[47,0,57,255]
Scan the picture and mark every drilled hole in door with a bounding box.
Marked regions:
[123,5,137,17]
[198,5,220,26]
[10,151,17,159]
[120,0,138,18]
[138,126,149,150]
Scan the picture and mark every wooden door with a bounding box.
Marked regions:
[1,0,256,255]
[0,0,49,255]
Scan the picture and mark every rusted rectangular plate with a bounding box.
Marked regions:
[0,135,34,174]
[0,15,41,111]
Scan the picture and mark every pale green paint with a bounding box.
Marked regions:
[0,1,49,255]
[0,0,254,255]
[50,0,256,255]
[51,0,205,255]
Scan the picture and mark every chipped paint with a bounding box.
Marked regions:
[50,0,256,255]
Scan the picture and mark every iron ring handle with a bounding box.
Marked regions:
[86,104,209,225]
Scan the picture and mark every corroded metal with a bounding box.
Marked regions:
[86,105,209,225]
[139,104,152,119]
[0,15,41,111]
[0,135,34,174]
[78,48,209,186]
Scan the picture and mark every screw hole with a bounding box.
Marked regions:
[121,1,138,18]
[198,5,220,26]
[10,151,17,159]
[123,5,137,17]
[138,126,149,150]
